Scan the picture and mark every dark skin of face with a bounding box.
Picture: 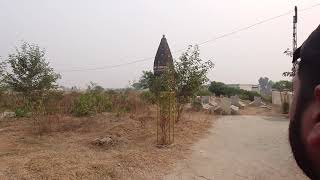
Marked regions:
[290,74,320,178]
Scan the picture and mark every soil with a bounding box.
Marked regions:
[0,108,214,180]
[165,116,307,180]
[239,105,285,117]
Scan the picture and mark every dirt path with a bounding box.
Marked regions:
[165,116,307,180]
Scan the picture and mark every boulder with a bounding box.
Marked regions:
[220,98,231,115]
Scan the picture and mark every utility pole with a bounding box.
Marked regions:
[293,6,298,53]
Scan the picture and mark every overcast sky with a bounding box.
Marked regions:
[0,0,320,88]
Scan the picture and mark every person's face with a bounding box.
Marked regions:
[289,73,320,178]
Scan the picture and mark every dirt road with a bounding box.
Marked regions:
[165,116,307,180]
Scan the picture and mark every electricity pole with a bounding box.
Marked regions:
[293,6,298,53]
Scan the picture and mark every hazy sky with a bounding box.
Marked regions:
[1,0,320,88]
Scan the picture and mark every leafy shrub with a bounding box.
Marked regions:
[15,106,29,118]
[209,81,261,101]
[72,92,112,117]
[196,87,212,96]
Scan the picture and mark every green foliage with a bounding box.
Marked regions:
[208,81,231,96]
[72,92,112,117]
[175,45,214,103]
[3,42,61,96]
[209,81,261,101]
[137,45,214,120]
[272,80,293,92]
[138,45,213,99]
[196,87,212,96]
[138,69,174,96]
[137,71,155,90]
[15,106,29,118]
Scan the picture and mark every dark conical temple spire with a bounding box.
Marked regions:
[153,35,173,76]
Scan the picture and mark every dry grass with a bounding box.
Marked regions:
[0,106,214,179]
[239,104,285,117]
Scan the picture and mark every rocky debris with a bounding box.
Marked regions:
[230,105,240,115]
[92,135,125,148]
[231,95,246,109]
[202,104,217,114]
[202,104,212,110]
[209,100,218,107]
[0,111,16,119]
[249,96,263,107]
[238,101,246,109]
[201,96,210,104]
[260,105,272,110]
[213,106,223,115]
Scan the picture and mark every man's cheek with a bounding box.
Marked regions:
[290,96,298,120]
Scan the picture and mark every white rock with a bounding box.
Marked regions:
[1,111,16,118]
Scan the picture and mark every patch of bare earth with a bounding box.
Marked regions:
[240,104,286,117]
[0,108,214,180]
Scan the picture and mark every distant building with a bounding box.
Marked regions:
[227,84,260,93]
[153,35,173,76]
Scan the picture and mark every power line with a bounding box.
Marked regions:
[60,2,320,73]
[59,57,154,72]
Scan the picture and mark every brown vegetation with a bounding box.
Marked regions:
[0,91,214,179]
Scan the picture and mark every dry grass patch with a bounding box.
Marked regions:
[0,108,214,179]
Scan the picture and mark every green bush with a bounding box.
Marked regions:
[15,106,29,118]
[209,81,261,101]
[72,92,112,117]
[196,87,212,96]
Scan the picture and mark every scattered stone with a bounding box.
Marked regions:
[249,96,263,107]
[92,136,118,147]
[213,106,223,115]
[100,137,112,144]
[0,111,16,119]
[230,105,240,115]
[260,105,272,110]
[231,95,245,109]
[209,100,218,107]
[202,104,212,110]
[202,104,216,114]
[201,96,210,104]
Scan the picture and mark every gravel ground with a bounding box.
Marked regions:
[165,116,308,180]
